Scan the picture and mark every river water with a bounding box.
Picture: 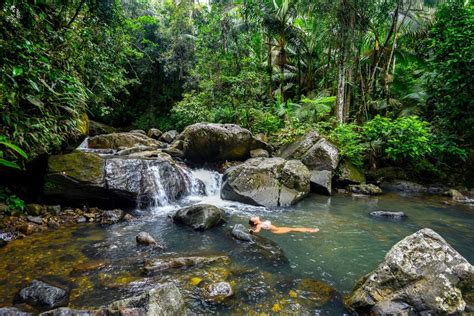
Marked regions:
[0,169,472,314]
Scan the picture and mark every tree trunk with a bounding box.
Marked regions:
[336,58,346,124]
[267,35,273,101]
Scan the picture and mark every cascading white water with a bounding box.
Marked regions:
[148,165,171,207]
[189,168,222,197]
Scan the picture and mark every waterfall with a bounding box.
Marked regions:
[189,168,222,197]
[148,165,171,207]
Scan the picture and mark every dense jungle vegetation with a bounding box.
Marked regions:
[0,0,473,190]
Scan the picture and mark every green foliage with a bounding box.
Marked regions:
[422,0,473,148]
[0,1,134,160]
[0,188,25,215]
[363,115,432,163]
[328,124,366,168]
[0,136,28,170]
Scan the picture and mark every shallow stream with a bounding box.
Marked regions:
[0,169,472,314]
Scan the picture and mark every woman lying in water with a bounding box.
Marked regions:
[248,216,319,234]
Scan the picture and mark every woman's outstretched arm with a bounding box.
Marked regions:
[250,225,262,234]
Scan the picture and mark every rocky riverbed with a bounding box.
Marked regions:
[0,123,472,315]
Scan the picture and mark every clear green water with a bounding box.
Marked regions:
[0,192,472,314]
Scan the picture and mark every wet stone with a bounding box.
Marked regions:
[100,209,124,225]
[203,282,234,302]
[0,308,32,316]
[26,216,43,225]
[136,232,161,247]
[47,205,61,215]
[39,308,102,316]
[370,210,406,219]
[17,279,69,309]
[144,255,230,275]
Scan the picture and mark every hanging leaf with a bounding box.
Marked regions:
[0,159,21,170]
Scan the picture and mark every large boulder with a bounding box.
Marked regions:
[172,204,225,230]
[108,283,186,316]
[17,279,69,309]
[44,151,189,207]
[221,158,310,207]
[277,131,339,195]
[345,228,473,314]
[88,132,162,149]
[178,123,268,162]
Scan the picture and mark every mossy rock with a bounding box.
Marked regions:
[335,160,365,186]
[47,151,105,185]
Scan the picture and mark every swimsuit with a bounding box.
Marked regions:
[261,220,272,230]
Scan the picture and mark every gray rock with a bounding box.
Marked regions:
[369,210,406,219]
[117,145,162,156]
[129,129,146,135]
[178,123,268,162]
[147,128,163,140]
[144,255,230,275]
[100,209,124,225]
[381,180,427,193]
[136,232,160,247]
[203,282,233,302]
[348,183,383,195]
[47,205,61,215]
[76,216,87,223]
[278,131,339,195]
[173,204,225,230]
[310,170,332,195]
[89,120,117,136]
[39,308,101,316]
[0,308,32,316]
[250,148,269,158]
[345,228,473,314]
[17,279,69,309]
[221,157,310,207]
[45,151,189,207]
[443,189,465,200]
[160,130,178,143]
[88,132,161,149]
[108,283,186,316]
[27,216,43,225]
[231,224,288,264]
[231,224,255,243]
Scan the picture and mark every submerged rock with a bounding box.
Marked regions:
[277,131,339,195]
[173,204,225,230]
[221,157,310,207]
[348,184,382,195]
[231,224,288,264]
[179,123,268,162]
[17,279,69,309]
[203,282,234,302]
[345,228,473,314]
[144,255,230,275]
[88,132,161,149]
[108,283,185,316]
[369,210,406,219]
